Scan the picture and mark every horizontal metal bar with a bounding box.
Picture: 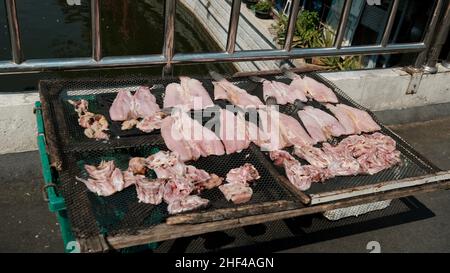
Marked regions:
[5,0,23,64]
[0,43,426,73]
[310,170,450,205]
[381,0,399,47]
[226,0,241,54]
[91,0,101,61]
[0,55,167,73]
[172,43,426,63]
[334,0,353,49]
[283,0,301,51]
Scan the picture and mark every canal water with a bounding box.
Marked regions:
[0,0,236,92]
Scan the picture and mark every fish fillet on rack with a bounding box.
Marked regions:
[218,109,251,154]
[219,163,260,204]
[293,145,333,169]
[109,86,164,132]
[333,104,381,133]
[302,76,338,103]
[297,106,346,143]
[256,107,314,150]
[219,182,253,204]
[133,86,161,117]
[109,90,135,121]
[77,160,133,196]
[135,177,166,205]
[69,99,109,140]
[164,76,214,110]
[269,150,332,191]
[321,143,361,176]
[127,157,147,175]
[145,151,215,214]
[160,110,225,162]
[213,78,264,108]
[136,112,166,133]
[338,133,401,175]
[246,120,272,148]
[325,103,358,135]
[167,195,210,214]
[225,163,260,185]
[262,80,307,104]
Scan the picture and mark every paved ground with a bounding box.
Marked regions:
[0,117,449,253]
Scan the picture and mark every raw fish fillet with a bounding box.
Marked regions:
[225,163,260,185]
[263,80,307,104]
[213,78,264,108]
[335,104,381,133]
[303,76,338,103]
[218,109,251,154]
[163,77,214,110]
[167,195,209,214]
[160,110,225,162]
[219,182,253,204]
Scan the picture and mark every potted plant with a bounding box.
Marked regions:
[243,0,258,9]
[254,0,272,19]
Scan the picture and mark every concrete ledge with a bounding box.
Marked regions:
[320,65,450,111]
[0,92,39,154]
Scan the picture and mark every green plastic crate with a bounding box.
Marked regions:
[34,101,158,253]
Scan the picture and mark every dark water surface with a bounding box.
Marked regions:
[0,0,235,92]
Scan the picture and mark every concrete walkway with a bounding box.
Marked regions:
[0,116,449,252]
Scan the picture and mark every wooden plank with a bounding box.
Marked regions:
[276,175,311,205]
[105,180,450,250]
[166,200,301,225]
[309,170,450,205]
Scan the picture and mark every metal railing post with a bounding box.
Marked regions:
[283,0,301,51]
[5,0,23,64]
[381,0,399,47]
[423,1,450,73]
[163,0,177,75]
[442,51,450,69]
[415,0,444,67]
[226,0,241,54]
[334,0,353,49]
[91,0,102,61]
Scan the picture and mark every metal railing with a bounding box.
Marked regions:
[1,0,449,75]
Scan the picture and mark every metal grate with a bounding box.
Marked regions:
[222,73,440,195]
[58,141,300,238]
[39,72,441,245]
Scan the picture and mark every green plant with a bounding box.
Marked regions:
[272,10,361,70]
[317,27,362,70]
[254,0,272,12]
[274,10,323,49]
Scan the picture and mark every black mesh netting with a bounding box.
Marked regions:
[59,140,300,238]
[39,72,440,244]
[223,73,440,195]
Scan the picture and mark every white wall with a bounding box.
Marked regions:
[321,65,450,111]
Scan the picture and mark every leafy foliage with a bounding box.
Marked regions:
[254,0,272,12]
[273,10,361,70]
